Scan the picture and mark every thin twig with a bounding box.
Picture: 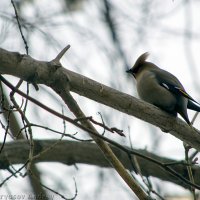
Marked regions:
[191,112,199,125]
[30,170,77,200]
[184,144,196,198]
[0,111,11,154]
[97,112,106,136]
[52,45,71,62]
[10,81,34,175]
[11,0,29,54]
[30,126,65,162]
[75,116,124,136]
[0,160,29,187]
[18,123,93,142]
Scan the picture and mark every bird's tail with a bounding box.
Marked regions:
[188,100,200,112]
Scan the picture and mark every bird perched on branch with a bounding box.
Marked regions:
[126,52,200,125]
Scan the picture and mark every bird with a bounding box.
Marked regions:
[126,52,200,125]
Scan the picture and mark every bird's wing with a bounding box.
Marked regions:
[152,69,199,104]
[161,82,198,103]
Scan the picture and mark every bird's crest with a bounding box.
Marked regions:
[133,52,149,68]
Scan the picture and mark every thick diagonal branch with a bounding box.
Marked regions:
[54,87,149,198]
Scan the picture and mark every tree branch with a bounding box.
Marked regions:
[55,89,149,198]
[1,139,199,190]
[0,47,199,151]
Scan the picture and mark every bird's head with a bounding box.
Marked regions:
[126,52,149,78]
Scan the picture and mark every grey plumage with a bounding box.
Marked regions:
[126,52,200,125]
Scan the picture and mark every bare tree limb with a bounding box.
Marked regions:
[55,89,149,198]
[0,47,200,151]
[0,139,200,190]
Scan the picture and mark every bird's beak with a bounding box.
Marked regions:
[126,69,132,73]
[126,68,136,78]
